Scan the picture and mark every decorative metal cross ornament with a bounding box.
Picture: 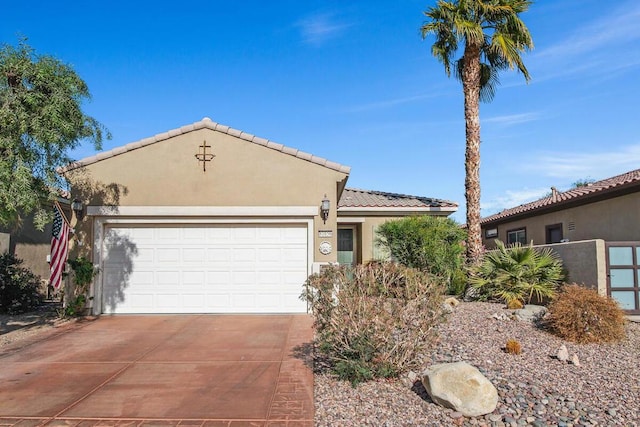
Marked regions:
[195,141,215,172]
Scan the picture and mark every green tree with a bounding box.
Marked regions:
[0,39,108,229]
[572,178,594,188]
[421,0,534,264]
[376,216,467,294]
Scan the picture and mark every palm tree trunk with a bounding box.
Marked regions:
[462,42,483,265]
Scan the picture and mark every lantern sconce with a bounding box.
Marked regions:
[71,199,84,221]
[320,195,330,224]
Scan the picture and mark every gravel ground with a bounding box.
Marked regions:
[0,302,70,348]
[315,301,640,427]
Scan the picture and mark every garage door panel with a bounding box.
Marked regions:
[157,248,180,262]
[102,224,308,314]
[156,228,180,240]
[183,248,206,262]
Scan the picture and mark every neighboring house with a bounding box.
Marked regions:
[481,168,640,247]
[480,168,640,314]
[0,199,71,285]
[61,117,457,315]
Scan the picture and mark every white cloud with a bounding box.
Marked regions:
[482,187,549,214]
[484,112,540,126]
[536,3,640,60]
[526,143,640,179]
[529,1,640,81]
[343,92,444,113]
[296,13,352,46]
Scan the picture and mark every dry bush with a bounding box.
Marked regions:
[302,262,446,385]
[545,284,626,344]
[505,338,522,355]
[507,299,524,310]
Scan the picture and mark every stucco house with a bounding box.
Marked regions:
[480,168,640,314]
[0,197,72,296]
[58,117,457,315]
[480,168,640,247]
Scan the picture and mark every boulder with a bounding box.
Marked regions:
[421,361,498,417]
[513,304,547,322]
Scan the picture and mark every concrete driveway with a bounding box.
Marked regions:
[0,314,314,426]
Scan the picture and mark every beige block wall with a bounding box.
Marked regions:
[537,239,607,295]
[482,192,640,249]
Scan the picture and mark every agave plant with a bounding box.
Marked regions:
[469,240,564,306]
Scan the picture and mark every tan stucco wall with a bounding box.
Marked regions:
[482,191,640,249]
[0,217,55,280]
[537,240,607,295]
[0,232,9,254]
[67,127,349,264]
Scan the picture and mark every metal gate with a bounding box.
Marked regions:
[606,242,640,314]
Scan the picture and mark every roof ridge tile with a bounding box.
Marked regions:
[481,168,640,224]
[61,117,351,174]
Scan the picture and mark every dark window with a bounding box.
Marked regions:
[485,228,498,238]
[546,223,563,244]
[338,228,353,252]
[507,228,526,245]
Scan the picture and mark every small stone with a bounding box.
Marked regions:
[450,411,464,419]
[607,408,617,416]
[557,344,569,361]
[488,414,501,422]
[571,354,581,366]
[444,296,460,307]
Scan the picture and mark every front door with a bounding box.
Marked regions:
[337,227,356,267]
[606,242,640,314]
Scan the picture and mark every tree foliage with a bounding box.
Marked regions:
[0,39,109,229]
[376,216,467,294]
[421,1,534,264]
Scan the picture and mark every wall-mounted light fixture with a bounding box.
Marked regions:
[71,199,84,221]
[320,195,330,224]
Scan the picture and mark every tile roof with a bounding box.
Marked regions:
[60,117,351,174]
[338,188,457,209]
[481,168,640,224]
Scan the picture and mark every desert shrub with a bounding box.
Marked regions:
[545,284,626,344]
[376,216,466,295]
[0,252,44,314]
[505,339,522,355]
[469,241,564,306]
[302,262,446,385]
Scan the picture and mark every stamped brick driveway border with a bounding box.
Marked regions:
[0,315,314,427]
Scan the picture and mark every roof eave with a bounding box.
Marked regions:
[481,181,640,226]
[59,117,351,175]
[338,206,457,215]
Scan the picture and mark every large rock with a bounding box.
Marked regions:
[421,362,498,417]
[513,304,547,322]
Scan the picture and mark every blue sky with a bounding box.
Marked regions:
[2,1,639,222]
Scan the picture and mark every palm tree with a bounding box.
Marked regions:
[421,0,534,264]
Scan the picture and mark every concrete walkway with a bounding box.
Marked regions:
[0,314,314,426]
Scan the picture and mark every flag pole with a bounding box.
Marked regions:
[53,200,71,227]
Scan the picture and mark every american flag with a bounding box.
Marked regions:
[50,203,70,290]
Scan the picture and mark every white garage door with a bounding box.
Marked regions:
[101,224,309,314]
